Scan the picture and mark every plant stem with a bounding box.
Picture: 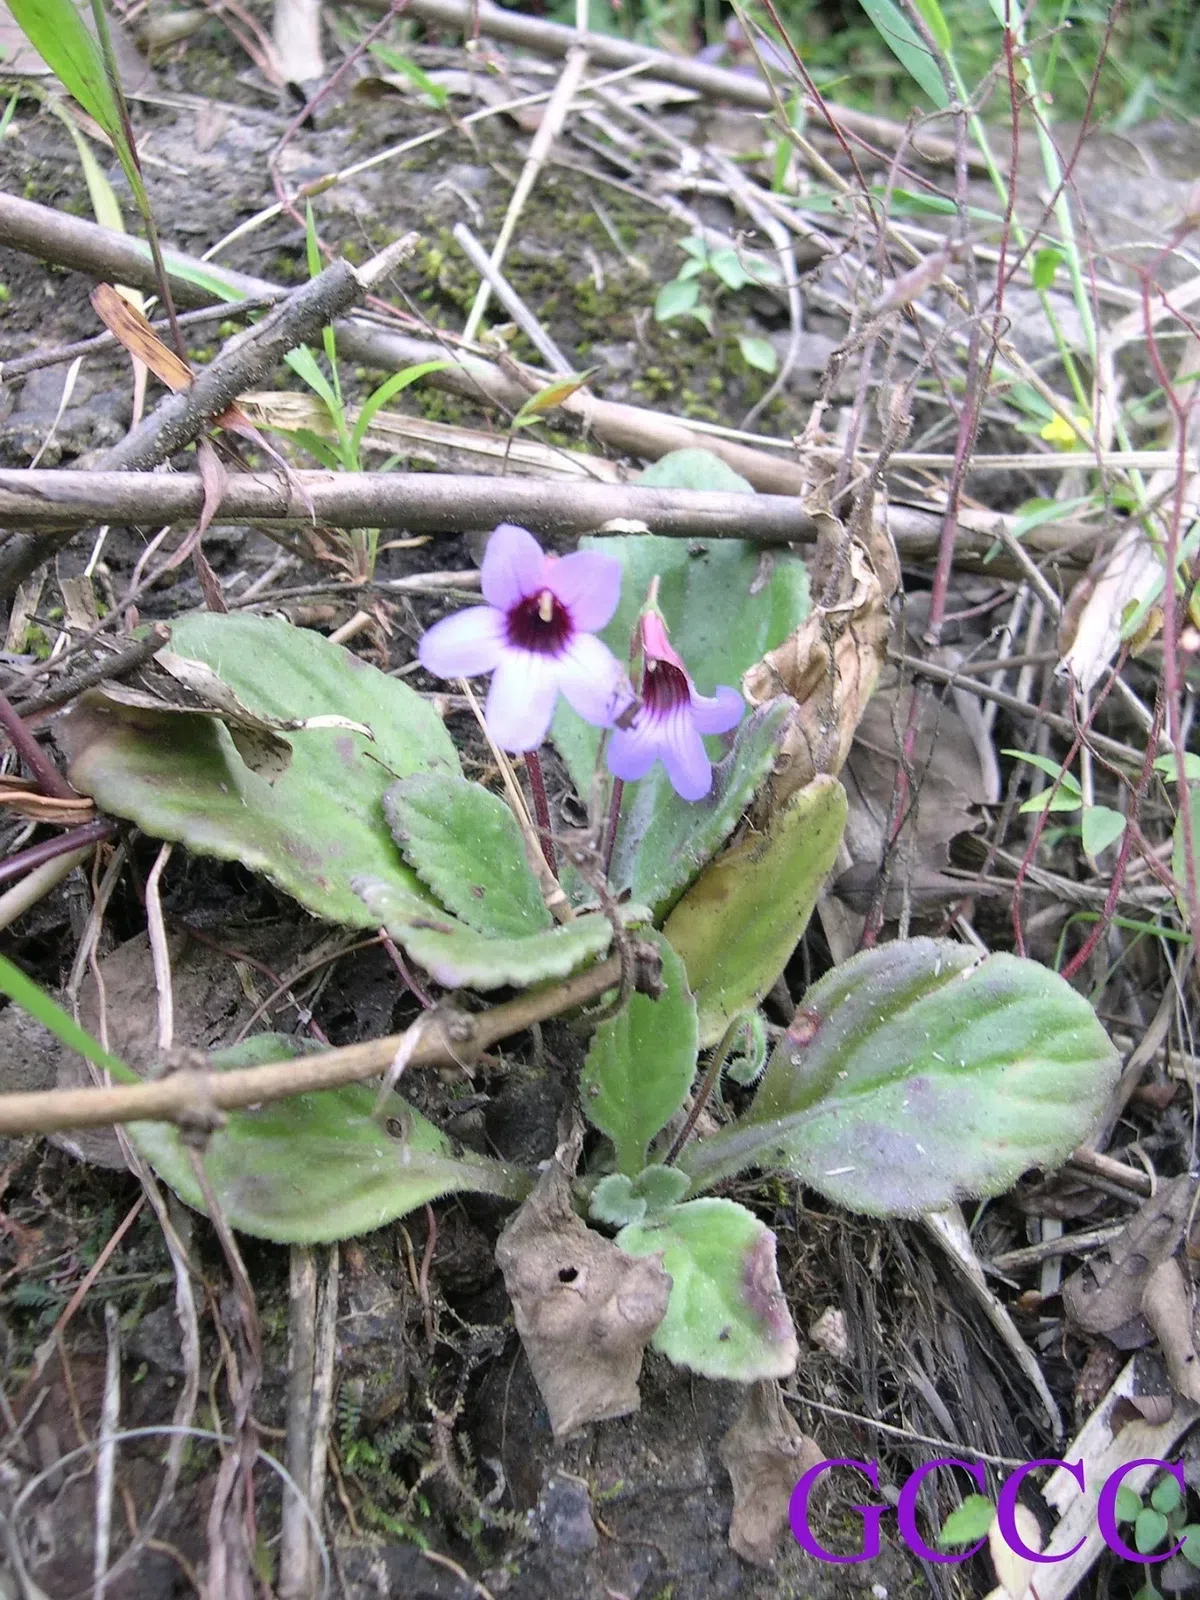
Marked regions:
[524,748,556,874]
[0,689,77,801]
[0,819,118,887]
[601,778,623,879]
[663,1012,745,1166]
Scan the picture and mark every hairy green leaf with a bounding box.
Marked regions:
[617,1199,799,1380]
[129,1035,529,1243]
[680,937,1121,1214]
[358,876,646,989]
[59,613,458,929]
[385,773,550,937]
[580,930,698,1175]
[664,776,846,1045]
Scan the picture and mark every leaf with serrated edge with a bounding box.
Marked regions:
[664,775,846,1045]
[357,875,648,990]
[128,1035,529,1243]
[617,1198,799,1381]
[59,614,457,929]
[679,937,1121,1214]
[581,930,698,1175]
[385,773,550,937]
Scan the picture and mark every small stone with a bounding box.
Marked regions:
[535,1472,598,1554]
[808,1306,850,1362]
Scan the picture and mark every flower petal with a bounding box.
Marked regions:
[691,684,744,736]
[485,651,559,751]
[606,714,663,782]
[418,606,506,679]
[660,707,714,801]
[547,549,623,632]
[556,633,634,728]
[481,523,547,610]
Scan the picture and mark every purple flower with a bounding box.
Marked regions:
[607,610,743,801]
[418,523,632,752]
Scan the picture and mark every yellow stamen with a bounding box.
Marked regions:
[537,590,554,623]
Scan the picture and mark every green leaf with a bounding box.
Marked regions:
[1151,1474,1184,1516]
[1155,752,1200,783]
[368,43,450,108]
[724,1010,769,1087]
[589,1174,646,1226]
[638,448,754,493]
[664,776,847,1045]
[680,937,1121,1213]
[937,1494,995,1549]
[616,1199,798,1380]
[0,953,127,1080]
[588,1167,688,1227]
[912,0,952,54]
[855,0,950,107]
[1180,1524,1200,1566]
[128,1035,529,1243]
[1081,805,1126,857]
[351,360,450,460]
[632,1163,690,1211]
[580,930,698,1176]
[1019,787,1081,816]
[654,277,702,322]
[357,875,645,990]
[738,334,778,374]
[1115,1484,1144,1523]
[709,249,754,291]
[1136,1507,1169,1554]
[1002,749,1082,793]
[1172,785,1200,924]
[59,614,458,929]
[6,0,121,137]
[1032,247,1065,291]
[384,773,550,937]
[609,698,792,918]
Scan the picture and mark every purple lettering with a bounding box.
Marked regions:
[789,1458,884,1564]
[1098,1460,1185,1563]
[996,1460,1083,1562]
[897,1458,987,1564]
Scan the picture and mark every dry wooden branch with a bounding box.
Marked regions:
[0,467,814,540]
[0,954,623,1136]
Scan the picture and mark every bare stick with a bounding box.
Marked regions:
[92,1301,121,1600]
[462,46,590,343]
[0,820,118,888]
[452,223,572,374]
[280,1246,318,1600]
[0,953,627,1136]
[403,0,974,166]
[0,467,816,542]
[13,624,171,719]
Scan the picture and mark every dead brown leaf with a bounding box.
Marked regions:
[718,1381,822,1567]
[1142,1258,1200,1404]
[1063,1173,1197,1336]
[494,1145,670,1439]
[743,539,890,820]
[0,777,94,824]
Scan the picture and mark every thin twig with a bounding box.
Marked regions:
[0,688,76,800]
[0,953,627,1135]
[0,820,118,889]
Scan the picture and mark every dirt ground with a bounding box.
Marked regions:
[1,9,1196,1598]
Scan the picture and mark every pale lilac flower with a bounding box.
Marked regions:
[418,523,631,752]
[607,610,743,801]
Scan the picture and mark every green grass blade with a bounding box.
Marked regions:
[349,360,450,461]
[0,953,134,1083]
[855,0,949,107]
[5,0,121,136]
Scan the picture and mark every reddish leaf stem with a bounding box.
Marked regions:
[0,689,76,801]
[524,748,557,875]
[601,777,623,880]
[0,819,116,888]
